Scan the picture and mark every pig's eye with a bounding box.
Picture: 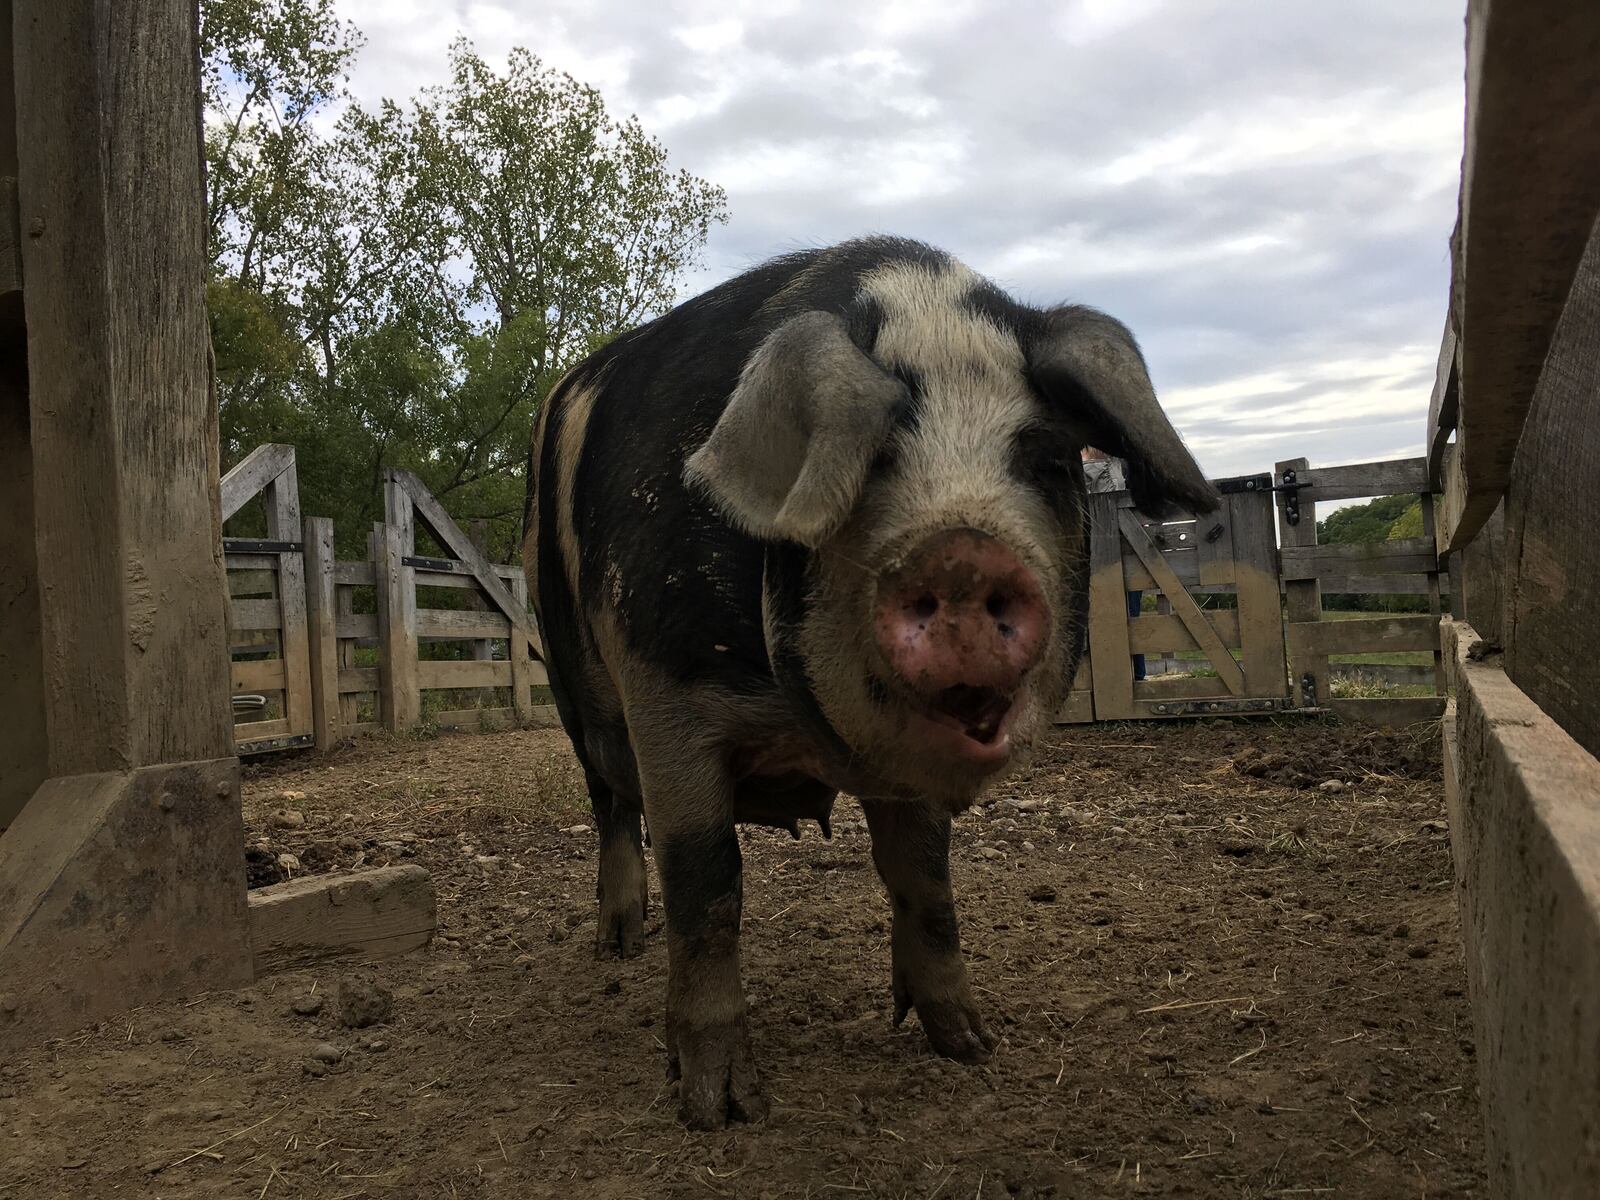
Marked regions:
[1011,429,1080,494]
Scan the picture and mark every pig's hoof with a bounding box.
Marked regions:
[594,896,647,959]
[671,1025,768,1129]
[897,992,999,1064]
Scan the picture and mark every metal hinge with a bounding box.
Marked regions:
[1147,697,1297,717]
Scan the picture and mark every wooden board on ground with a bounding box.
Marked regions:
[248,864,437,977]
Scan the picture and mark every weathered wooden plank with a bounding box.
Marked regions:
[1495,215,1600,758]
[1444,0,1600,552]
[374,523,419,732]
[302,516,340,750]
[225,556,277,577]
[1121,547,1199,591]
[1192,506,1235,588]
[1278,457,1327,707]
[228,598,282,632]
[1427,322,1460,492]
[1421,494,1447,696]
[1326,697,1447,726]
[265,467,313,746]
[1296,457,1429,503]
[333,561,375,586]
[1287,615,1439,656]
[338,667,380,693]
[248,864,436,977]
[1118,510,1246,694]
[232,658,286,693]
[416,659,513,690]
[1054,691,1095,725]
[1229,488,1288,698]
[14,0,234,776]
[1280,539,1438,580]
[220,443,296,523]
[415,609,511,639]
[1087,494,1135,720]
[1442,618,1600,1196]
[1127,611,1241,654]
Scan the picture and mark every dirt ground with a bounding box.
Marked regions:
[0,717,1484,1198]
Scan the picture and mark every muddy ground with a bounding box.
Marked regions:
[0,718,1483,1198]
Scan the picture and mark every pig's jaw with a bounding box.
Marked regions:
[908,683,1026,772]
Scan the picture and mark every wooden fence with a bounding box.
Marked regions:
[1420,3,1600,1194]
[1061,456,1447,726]
[222,450,554,755]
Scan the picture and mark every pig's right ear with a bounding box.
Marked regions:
[685,310,906,547]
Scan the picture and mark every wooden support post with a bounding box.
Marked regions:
[1087,493,1135,720]
[1229,489,1288,698]
[337,585,359,727]
[374,522,419,732]
[266,467,313,740]
[509,571,536,724]
[1,0,252,1046]
[468,519,494,665]
[1276,457,1326,706]
[303,516,340,749]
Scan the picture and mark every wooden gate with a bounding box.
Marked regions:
[1064,476,1291,721]
[221,444,316,753]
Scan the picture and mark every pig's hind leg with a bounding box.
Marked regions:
[632,717,768,1130]
[862,798,998,1063]
[586,764,649,959]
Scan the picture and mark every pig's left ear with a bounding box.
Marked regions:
[1028,307,1218,517]
[685,310,907,546]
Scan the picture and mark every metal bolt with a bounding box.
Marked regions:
[27,217,44,238]
[158,792,176,812]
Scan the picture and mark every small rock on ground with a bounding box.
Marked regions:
[337,977,395,1029]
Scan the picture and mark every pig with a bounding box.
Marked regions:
[523,237,1215,1128]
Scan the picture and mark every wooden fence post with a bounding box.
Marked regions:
[374,521,419,732]
[468,519,495,665]
[1087,493,1135,719]
[337,585,359,727]
[1229,489,1288,696]
[303,516,340,749]
[1276,456,1326,706]
[509,571,536,724]
[265,466,313,735]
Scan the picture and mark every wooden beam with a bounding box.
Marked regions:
[1295,457,1430,503]
[1118,510,1245,694]
[1286,615,1440,656]
[219,443,296,522]
[1446,0,1600,551]
[1326,697,1447,726]
[1441,619,1600,1195]
[1279,538,1438,579]
[1427,323,1460,492]
[416,659,513,690]
[248,864,436,977]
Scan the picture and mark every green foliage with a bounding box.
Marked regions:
[1317,494,1434,613]
[1315,494,1416,545]
[202,2,728,559]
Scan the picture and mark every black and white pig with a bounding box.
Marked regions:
[524,237,1215,1129]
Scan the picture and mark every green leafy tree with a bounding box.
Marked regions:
[201,4,727,560]
[1317,495,1434,613]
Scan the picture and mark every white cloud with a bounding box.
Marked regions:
[332,0,1465,480]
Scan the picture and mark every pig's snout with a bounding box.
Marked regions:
[873,528,1047,702]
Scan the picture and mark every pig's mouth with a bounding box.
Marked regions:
[911,683,1020,768]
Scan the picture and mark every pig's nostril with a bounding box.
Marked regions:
[986,592,1009,620]
[910,594,938,622]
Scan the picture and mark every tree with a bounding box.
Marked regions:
[201,4,728,559]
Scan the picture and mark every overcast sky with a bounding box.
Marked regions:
[339,0,1464,483]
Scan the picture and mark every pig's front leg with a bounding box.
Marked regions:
[862,798,998,1063]
[636,738,767,1129]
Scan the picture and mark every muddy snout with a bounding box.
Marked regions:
[872,528,1048,718]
